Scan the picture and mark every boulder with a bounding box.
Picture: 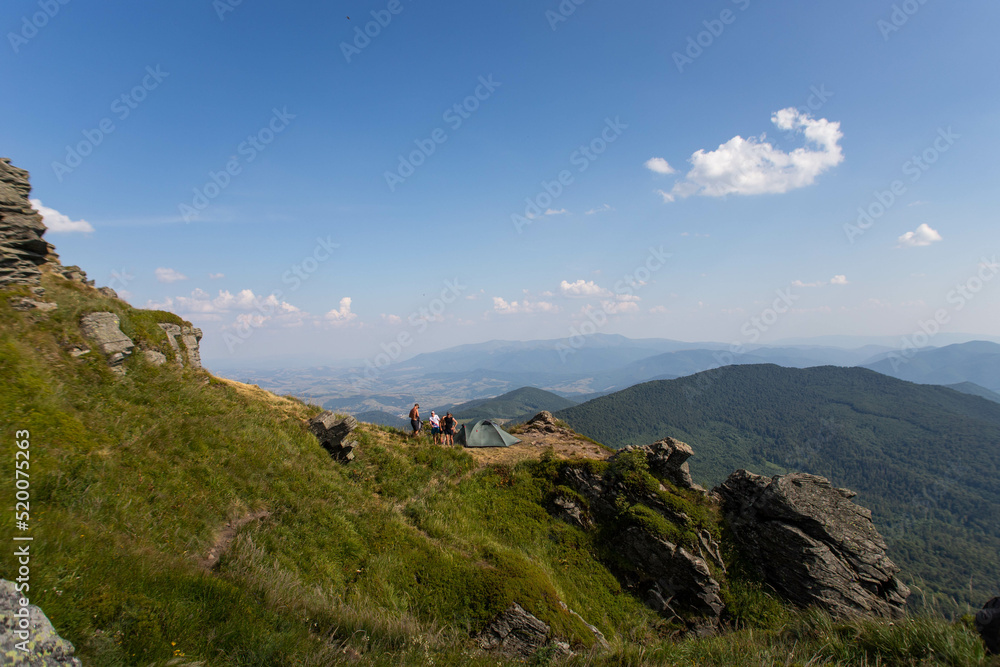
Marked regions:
[613,437,705,493]
[308,412,358,461]
[478,603,550,658]
[158,323,203,369]
[142,350,167,366]
[80,312,134,374]
[715,470,909,618]
[0,579,83,666]
[9,297,57,312]
[617,527,724,635]
[977,596,1000,655]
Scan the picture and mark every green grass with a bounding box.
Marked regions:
[0,275,995,666]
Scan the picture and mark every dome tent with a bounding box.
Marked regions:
[458,420,521,448]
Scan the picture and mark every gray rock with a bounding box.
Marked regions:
[308,412,358,461]
[977,596,1000,655]
[0,159,59,289]
[52,265,93,287]
[0,579,83,666]
[618,526,724,634]
[554,460,724,632]
[9,298,57,312]
[715,470,909,618]
[80,312,134,373]
[158,323,203,369]
[478,603,550,658]
[96,286,118,299]
[142,349,167,366]
[615,437,705,493]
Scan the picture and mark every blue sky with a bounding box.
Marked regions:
[3,0,998,368]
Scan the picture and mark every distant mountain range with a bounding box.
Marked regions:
[555,364,1000,611]
[862,341,1000,392]
[223,334,1000,418]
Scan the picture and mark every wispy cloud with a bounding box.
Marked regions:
[155,267,188,283]
[644,157,676,174]
[585,204,613,215]
[559,279,611,298]
[30,199,94,233]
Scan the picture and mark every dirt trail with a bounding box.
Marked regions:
[199,510,270,570]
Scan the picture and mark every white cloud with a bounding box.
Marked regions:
[381,314,402,325]
[644,157,676,174]
[600,300,640,315]
[545,208,568,216]
[897,223,942,248]
[325,297,357,323]
[794,275,849,287]
[208,273,225,280]
[559,279,612,298]
[649,305,668,314]
[147,287,308,329]
[585,204,613,215]
[155,267,188,283]
[830,274,849,285]
[30,199,94,233]
[656,189,675,203]
[492,297,558,315]
[663,108,844,201]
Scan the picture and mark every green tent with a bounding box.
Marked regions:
[458,420,521,448]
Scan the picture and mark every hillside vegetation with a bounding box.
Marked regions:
[449,386,579,423]
[557,364,1000,614]
[0,278,995,666]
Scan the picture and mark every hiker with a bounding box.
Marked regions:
[442,412,456,446]
[429,411,441,444]
[409,403,421,437]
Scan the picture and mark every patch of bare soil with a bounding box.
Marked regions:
[465,412,613,467]
[199,510,270,570]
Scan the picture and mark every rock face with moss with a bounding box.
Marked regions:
[716,470,910,618]
[0,158,58,289]
[0,579,83,666]
[548,445,726,634]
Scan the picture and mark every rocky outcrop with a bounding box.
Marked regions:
[477,603,552,658]
[80,312,135,374]
[548,447,725,633]
[615,437,705,493]
[0,579,83,666]
[158,323,203,369]
[715,470,909,618]
[0,159,58,290]
[308,412,358,461]
[524,410,559,433]
[977,597,1000,655]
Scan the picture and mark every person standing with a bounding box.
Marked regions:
[442,412,456,446]
[409,403,421,437]
[429,411,441,444]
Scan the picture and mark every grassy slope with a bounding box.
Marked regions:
[0,277,993,666]
[556,365,1000,613]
